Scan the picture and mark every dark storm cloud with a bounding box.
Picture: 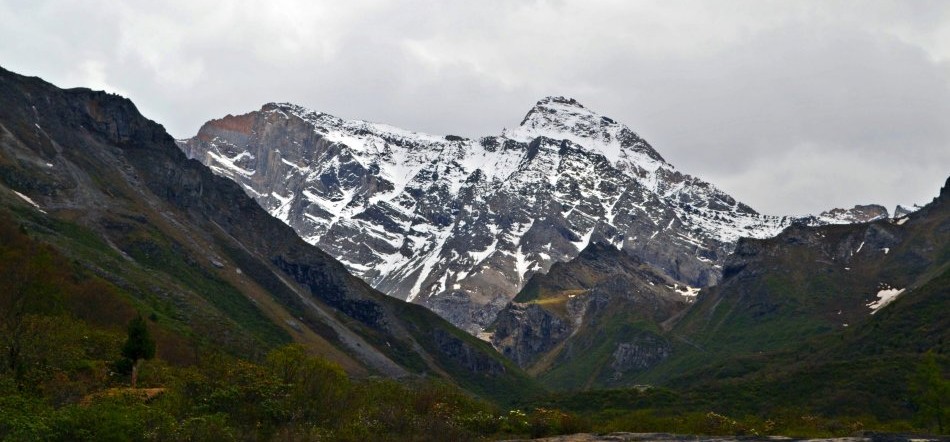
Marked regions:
[1,0,947,215]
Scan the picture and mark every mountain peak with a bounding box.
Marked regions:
[509,96,667,168]
[534,96,587,109]
[519,96,598,128]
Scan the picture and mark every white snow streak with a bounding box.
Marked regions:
[13,190,46,213]
[867,285,905,314]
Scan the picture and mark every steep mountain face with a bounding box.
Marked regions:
[0,67,538,402]
[495,177,947,392]
[647,176,949,387]
[491,242,694,389]
[182,97,879,333]
[602,178,949,417]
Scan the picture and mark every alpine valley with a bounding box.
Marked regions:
[1,65,947,440]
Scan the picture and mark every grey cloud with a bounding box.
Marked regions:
[0,0,947,215]
[579,22,950,213]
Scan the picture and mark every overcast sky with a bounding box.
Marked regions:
[1,1,948,215]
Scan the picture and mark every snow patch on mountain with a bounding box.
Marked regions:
[867,284,905,314]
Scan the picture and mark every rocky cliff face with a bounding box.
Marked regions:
[180,97,890,333]
[489,242,692,389]
[813,204,890,224]
[491,303,572,369]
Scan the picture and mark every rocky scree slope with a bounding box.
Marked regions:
[0,66,538,402]
[180,97,890,333]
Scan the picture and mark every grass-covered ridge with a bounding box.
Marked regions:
[0,210,582,440]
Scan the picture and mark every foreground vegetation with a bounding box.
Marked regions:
[0,211,585,440]
[535,363,948,438]
[0,342,588,441]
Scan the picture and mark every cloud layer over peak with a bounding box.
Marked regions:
[2,0,948,215]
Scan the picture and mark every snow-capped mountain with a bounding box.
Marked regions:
[179,97,887,332]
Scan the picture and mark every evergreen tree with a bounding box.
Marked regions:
[910,352,948,434]
[121,314,155,388]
